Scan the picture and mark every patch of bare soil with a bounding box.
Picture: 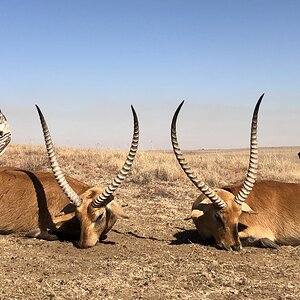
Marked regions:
[0,183,299,300]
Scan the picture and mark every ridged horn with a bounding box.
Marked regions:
[171,101,227,209]
[35,105,82,207]
[91,105,139,208]
[234,94,264,205]
[0,110,12,156]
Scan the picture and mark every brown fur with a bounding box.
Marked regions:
[0,167,127,248]
[191,180,300,249]
[225,180,300,245]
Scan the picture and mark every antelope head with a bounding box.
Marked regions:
[171,95,263,250]
[0,110,12,156]
[36,105,139,248]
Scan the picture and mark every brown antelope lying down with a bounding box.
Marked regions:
[171,94,300,250]
[0,110,12,155]
[0,106,139,248]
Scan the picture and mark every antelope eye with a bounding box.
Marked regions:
[96,212,104,222]
[214,213,222,221]
[214,213,225,228]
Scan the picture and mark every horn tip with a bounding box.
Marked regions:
[259,93,265,101]
[35,104,42,115]
[130,105,138,116]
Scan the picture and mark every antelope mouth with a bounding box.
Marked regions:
[215,243,242,251]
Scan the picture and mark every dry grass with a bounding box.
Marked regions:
[1,144,300,300]
[2,144,300,188]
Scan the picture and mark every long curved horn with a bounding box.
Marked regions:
[91,105,139,208]
[0,110,12,156]
[35,105,82,207]
[234,94,264,205]
[171,101,227,209]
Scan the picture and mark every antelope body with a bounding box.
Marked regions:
[0,105,139,248]
[224,180,300,246]
[171,95,300,250]
[192,180,300,249]
[0,167,127,244]
[0,167,89,235]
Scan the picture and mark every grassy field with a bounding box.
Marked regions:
[2,144,300,186]
[0,144,299,299]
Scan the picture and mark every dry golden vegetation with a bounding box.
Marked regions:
[2,144,300,187]
[1,144,300,299]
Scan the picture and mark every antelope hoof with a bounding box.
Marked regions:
[242,236,278,249]
[258,238,279,249]
[25,228,58,241]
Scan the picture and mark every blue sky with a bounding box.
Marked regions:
[0,0,299,149]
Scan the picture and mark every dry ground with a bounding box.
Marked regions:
[0,145,299,299]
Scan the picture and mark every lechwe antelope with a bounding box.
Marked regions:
[0,110,12,155]
[171,94,300,250]
[0,105,139,248]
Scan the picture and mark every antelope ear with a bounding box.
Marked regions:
[55,204,75,216]
[191,209,204,218]
[53,204,76,224]
[200,197,213,205]
[241,202,256,214]
[191,198,212,218]
[53,212,76,228]
[107,201,129,219]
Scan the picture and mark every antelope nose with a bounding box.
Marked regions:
[231,245,242,251]
[0,131,3,137]
[216,243,231,251]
